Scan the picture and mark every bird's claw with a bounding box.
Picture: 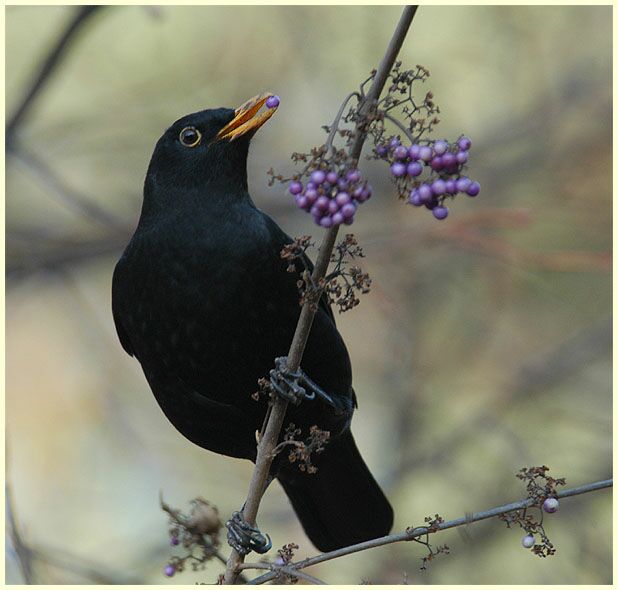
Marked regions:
[270,357,336,408]
[226,511,272,556]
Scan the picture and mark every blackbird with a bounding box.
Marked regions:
[112,93,393,552]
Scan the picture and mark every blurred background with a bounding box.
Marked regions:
[5,5,612,585]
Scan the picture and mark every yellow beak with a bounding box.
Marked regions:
[215,92,279,141]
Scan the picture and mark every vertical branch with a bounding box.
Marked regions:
[223,5,418,584]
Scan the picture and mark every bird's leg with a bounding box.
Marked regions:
[226,478,275,556]
[226,509,272,556]
[269,356,336,408]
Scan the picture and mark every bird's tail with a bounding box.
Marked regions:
[277,430,393,552]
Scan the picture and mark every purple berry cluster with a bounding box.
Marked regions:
[289,168,372,228]
[377,135,480,220]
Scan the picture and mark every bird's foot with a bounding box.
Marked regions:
[270,357,336,408]
[226,511,272,556]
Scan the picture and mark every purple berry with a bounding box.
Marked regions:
[419,146,433,162]
[328,199,339,214]
[456,150,469,164]
[310,205,321,218]
[164,564,176,577]
[391,162,407,177]
[458,136,472,150]
[337,177,349,189]
[376,145,388,157]
[170,537,179,546]
[305,188,318,203]
[408,144,420,159]
[424,196,438,210]
[522,534,535,549]
[389,137,401,148]
[326,171,339,184]
[433,140,448,155]
[306,181,316,190]
[442,152,456,168]
[336,191,351,206]
[310,170,326,185]
[315,195,329,211]
[341,202,357,219]
[409,189,423,207]
[332,212,344,225]
[393,145,408,161]
[445,179,457,194]
[430,156,444,171]
[466,181,481,197]
[543,498,559,513]
[289,181,302,195]
[361,184,373,201]
[433,205,449,220]
[432,179,447,195]
[265,95,280,109]
[295,195,309,209]
[418,184,433,203]
[319,215,333,228]
[407,161,423,177]
[456,177,471,192]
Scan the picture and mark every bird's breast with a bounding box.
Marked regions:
[117,212,299,401]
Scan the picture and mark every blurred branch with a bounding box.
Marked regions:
[30,544,140,584]
[401,314,612,473]
[9,148,127,229]
[246,478,612,585]
[223,5,418,583]
[6,482,34,583]
[6,5,103,146]
[6,230,128,281]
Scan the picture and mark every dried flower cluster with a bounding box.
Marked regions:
[160,496,222,577]
[406,514,450,571]
[281,234,371,313]
[499,466,566,558]
[274,423,331,474]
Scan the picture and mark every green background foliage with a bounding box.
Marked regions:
[6,5,611,584]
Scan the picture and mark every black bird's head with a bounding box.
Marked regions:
[144,93,279,207]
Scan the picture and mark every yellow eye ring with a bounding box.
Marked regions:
[179,126,201,147]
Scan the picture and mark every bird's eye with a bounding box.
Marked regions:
[179,126,201,147]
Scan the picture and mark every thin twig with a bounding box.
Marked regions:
[324,91,361,152]
[222,5,419,584]
[239,562,327,585]
[246,478,612,584]
[6,5,102,145]
[383,112,416,144]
